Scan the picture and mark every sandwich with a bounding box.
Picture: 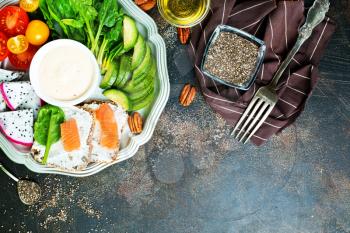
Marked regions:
[31,101,129,170]
[82,101,128,163]
[31,106,93,170]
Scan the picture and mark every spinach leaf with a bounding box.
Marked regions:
[69,0,98,47]
[61,19,84,29]
[91,0,120,53]
[46,1,69,37]
[101,42,124,74]
[39,0,125,72]
[39,0,54,29]
[34,105,65,165]
[98,0,119,27]
[97,17,123,65]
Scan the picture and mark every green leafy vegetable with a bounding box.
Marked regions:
[97,17,123,66]
[38,0,155,111]
[39,0,98,44]
[39,0,124,74]
[34,105,65,165]
[69,0,98,47]
[91,0,120,53]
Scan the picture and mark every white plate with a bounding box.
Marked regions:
[0,0,170,177]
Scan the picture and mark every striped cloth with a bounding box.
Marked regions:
[189,0,336,145]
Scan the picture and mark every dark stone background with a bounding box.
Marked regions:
[0,0,349,232]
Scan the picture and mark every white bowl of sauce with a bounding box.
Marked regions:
[30,39,100,107]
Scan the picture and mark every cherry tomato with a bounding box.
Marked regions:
[25,20,49,46]
[0,32,9,61]
[7,35,29,54]
[20,0,39,13]
[8,45,37,70]
[0,6,29,37]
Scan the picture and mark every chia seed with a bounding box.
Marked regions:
[204,32,259,86]
[17,180,41,205]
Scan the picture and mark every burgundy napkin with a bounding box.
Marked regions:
[189,0,336,145]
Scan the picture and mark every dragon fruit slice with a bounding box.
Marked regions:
[0,95,6,112]
[0,68,26,82]
[0,109,34,147]
[0,81,42,114]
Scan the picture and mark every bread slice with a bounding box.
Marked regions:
[82,100,128,163]
[31,106,94,171]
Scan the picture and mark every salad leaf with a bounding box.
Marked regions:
[91,0,120,53]
[61,19,84,29]
[39,0,54,29]
[40,0,93,43]
[97,17,123,66]
[101,42,124,75]
[39,0,124,56]
[69,0,98,47]
[34,105,65,165]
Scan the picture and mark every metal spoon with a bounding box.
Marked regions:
[0,163,41,205]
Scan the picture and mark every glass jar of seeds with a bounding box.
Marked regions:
[201,25,266,90]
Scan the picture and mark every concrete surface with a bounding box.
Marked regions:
[0,1,349,232]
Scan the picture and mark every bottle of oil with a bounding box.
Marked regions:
[158,0,210,27]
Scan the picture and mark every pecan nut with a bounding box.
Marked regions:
[135,0,156,11]
[135,0,148,5]
[177,27,191,45]
[128,112,143,134]
[179,83,197,107]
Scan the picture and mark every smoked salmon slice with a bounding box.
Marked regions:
[60,118,81,152]
[95,103,119,149]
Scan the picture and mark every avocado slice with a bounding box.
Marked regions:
[124,74,154,94]
[133,58,156,86]
[114,54,132,88]
[133,45,152,80]
[131,35,146,70]
[100,60,119,89]
[131,88,155,111]
[128,82,154,101]
[123,61,156,93]
[123,16,139,52]
[103,89,131,111]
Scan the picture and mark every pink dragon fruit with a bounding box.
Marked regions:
[0,81,42,114]
[0,95,6,112]
[0,109,34,147]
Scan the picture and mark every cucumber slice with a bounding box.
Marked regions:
[114,54,132,88]
[131,35,146,70]
[131,88,155,111]
[133,45,152,80]
[123,16,139,52]
[103,89,131,111]
[100,60,119,89]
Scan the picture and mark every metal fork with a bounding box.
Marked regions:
[231,0,330,144]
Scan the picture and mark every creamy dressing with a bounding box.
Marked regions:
[38,45,95,101]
